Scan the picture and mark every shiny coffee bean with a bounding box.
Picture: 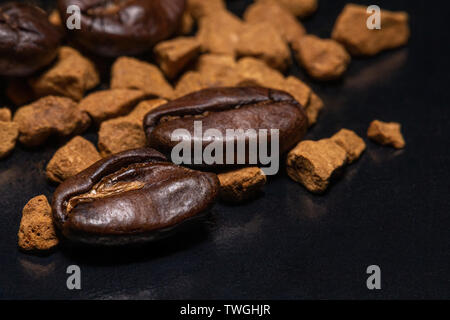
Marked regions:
[144,87,309,168]
[57,0,186,57]
[52,148,219,245]
[0,3,61,77]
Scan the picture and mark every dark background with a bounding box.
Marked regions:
[0,0,449,299]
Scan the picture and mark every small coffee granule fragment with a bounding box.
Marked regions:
[46,136,101,184]
[177,11,194,35]
[330,129,366,163]
[276,76,311,108]
[293,35,351,80]
[48,9,62,27]
[13,96,91,147]
[98,99,166,157]
[154,37,201,79]
[18,195,59,251]
[236,22,291,71]
[0,108,11,122]
[78,89,148,123]
[173,54,241,98]
[0,121,19,159]
[332,4,410,56]
[236,57,285,88]
[29,47,100,101]
[236,57,315,113]
[218,167,267,203]
[259,0,318,18]
[367,120,405,149]
[197,10,244,56]
[111,57,174,99]
[196,54,237,74]
[244,1,306,46]
[303,91,324,127]
[287,139,347,193]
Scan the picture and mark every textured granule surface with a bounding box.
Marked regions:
[18,195,59,251]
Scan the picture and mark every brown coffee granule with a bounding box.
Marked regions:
[98,99,166,157]
[218,167,267,203]
[367,120,405,149]
[331,129,366,163]
[332,4,410,56]
[236,57,285,87]
[46,136,101,183]
[48,9,62,27]
[29,47,100,101]
[236,22,291,71]
[178,11,194,35]
[275,76,311,108]
[196,54,237,74]
[258,0,318,18]
[78,89,148,123]
[287,139,347,193]
[293,35,351,80]
[0,108,12,122]
[0,121,19,159]
[111,57,174,99]
[197,10,244,56]
[303,92,324,127]
[244,1,306,46]
[13,96,90,147]
[154,37,201,79]
[18,195,59,251]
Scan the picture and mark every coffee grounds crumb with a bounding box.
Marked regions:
[98,99,166,157]
[259,0,318,18]
[18,195,59,251]
[29,47,100,101]
[46,136,101,183]
[237,57,285,87]
[0,121,19,159]
[0,108,12,122]
[331,128,366,163]
[218,167,267,203]
[244,1,305,46]
[276,76,311,108]
[178,11,194,35]
[48,9,62,27]
[293,35,351,80]
[13,96,91,147]
[111,57,174,99]
[287,139,347,193]
[78,89,148,123]
[197,10,243,57]
[304,92,324,127]
[154,37,201,79]
[332,4,410,56]
[367,120,405,149]
[236,22,291,71]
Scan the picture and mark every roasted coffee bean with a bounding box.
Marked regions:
[144,87,309,168]
[0,3,61,77]
[58,0,186,57]
[52,148,219,245]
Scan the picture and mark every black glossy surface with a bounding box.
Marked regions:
[1,0,449,299]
